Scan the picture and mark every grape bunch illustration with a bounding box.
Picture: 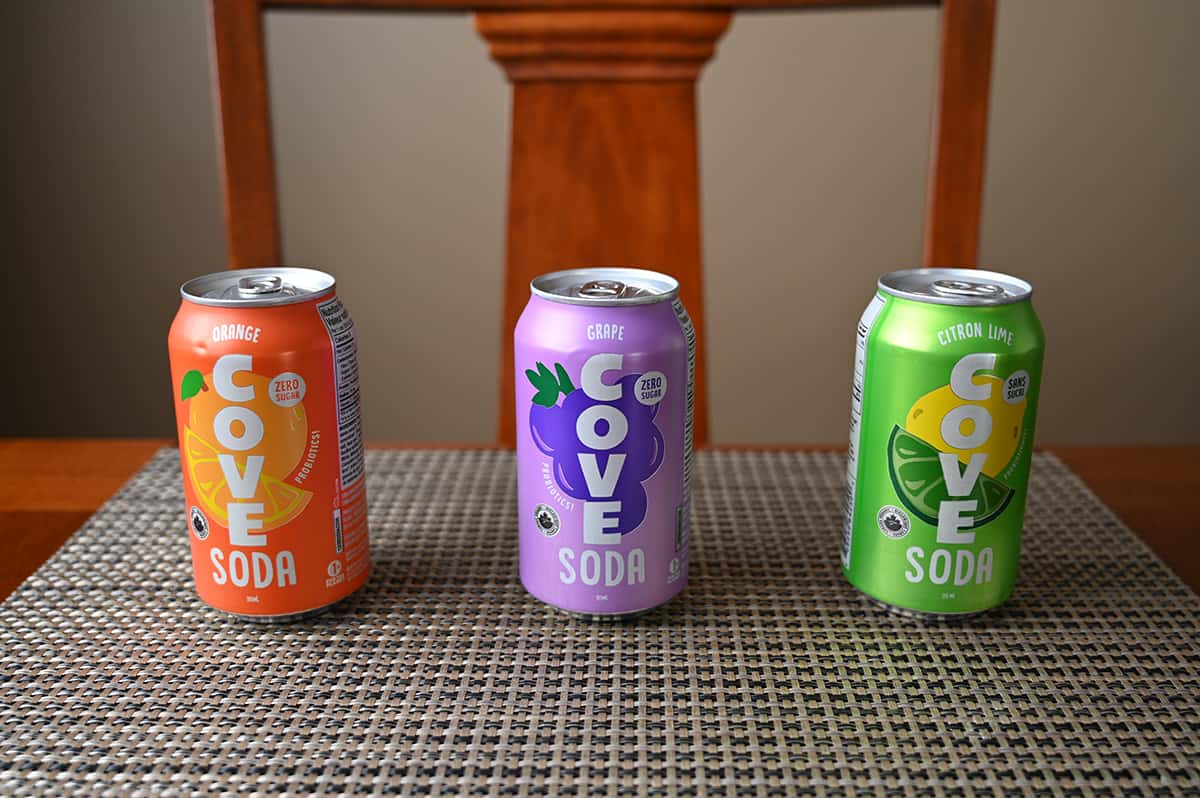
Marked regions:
[527,361,664,535]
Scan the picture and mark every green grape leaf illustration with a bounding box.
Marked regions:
[526,362,561,407]
[180,369,206,401]
[526,361,578,407]
[554,362,575,395]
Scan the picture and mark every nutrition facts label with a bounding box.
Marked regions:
[842,293,886,569]
[316,297,366,489]
[672,298,696,554]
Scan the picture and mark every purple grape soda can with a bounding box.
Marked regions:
[515,268,696,619]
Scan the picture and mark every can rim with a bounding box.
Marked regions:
[180,267,336,308]
[878,268,1032,306]
[531,267,680,306]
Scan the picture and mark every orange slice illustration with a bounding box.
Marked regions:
[184,426,313,531]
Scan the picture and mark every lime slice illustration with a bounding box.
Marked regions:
[887,426,1014,527]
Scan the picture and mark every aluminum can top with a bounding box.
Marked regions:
[531,267,679,307]
[180,267,335,308]
[879,268,1032,307]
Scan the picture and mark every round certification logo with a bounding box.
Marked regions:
[877,505,910,538]
[534,504,560,537]
[189,506,209,540]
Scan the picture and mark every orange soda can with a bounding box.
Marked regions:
[168,267,370,621]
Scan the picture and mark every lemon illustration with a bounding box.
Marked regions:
[905,376,1025,477]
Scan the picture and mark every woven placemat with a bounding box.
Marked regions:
[1,450,1198,796]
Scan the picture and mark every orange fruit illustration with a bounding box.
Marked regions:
[188,372,308,477]
[183,371,313,531]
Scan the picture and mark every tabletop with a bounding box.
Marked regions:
[1,440,1196,598]
[1,446,1197,795]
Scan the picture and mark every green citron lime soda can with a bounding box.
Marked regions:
[841,268,1045,618]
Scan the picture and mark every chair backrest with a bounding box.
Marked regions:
[209,0,996,447]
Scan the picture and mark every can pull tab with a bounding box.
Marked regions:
[237,275,284,296]
[931,279,1005,300]
[578,279,626,298]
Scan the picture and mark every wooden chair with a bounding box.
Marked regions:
[209,0,996,447]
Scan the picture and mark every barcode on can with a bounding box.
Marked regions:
[333,508,344,554]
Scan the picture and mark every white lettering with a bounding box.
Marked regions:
[558,548,576,584]
[576,405,628,451]
[937,500,977,544]
[228,502,266,547]
[575,352,636,549]
[581,550,601,586]
[210,548,227,584]
[586,324,625,341]
[229,550,250,587]
[604,550,625,586]
[580,353,623,401]
[939,452,987,496]
[949,352,996,401]
[218,454,264,499]
[557,547,645,586]
[276,551,297,587]
[628,548,645,584]
[929,549,952,585]
[230,551,297,589]
[905,547,924,583]
[976,547,994,584]
[578,453,626,498]
[903,546,994,586]
[211,326,262,343]
[953,549,975,586]
[941,405,992,450]
[213,354,254,402]
[583,500,622,545]
[214,406,264,451]
[251,551,273,588]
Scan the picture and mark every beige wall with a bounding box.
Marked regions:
[4,0,1197,443]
